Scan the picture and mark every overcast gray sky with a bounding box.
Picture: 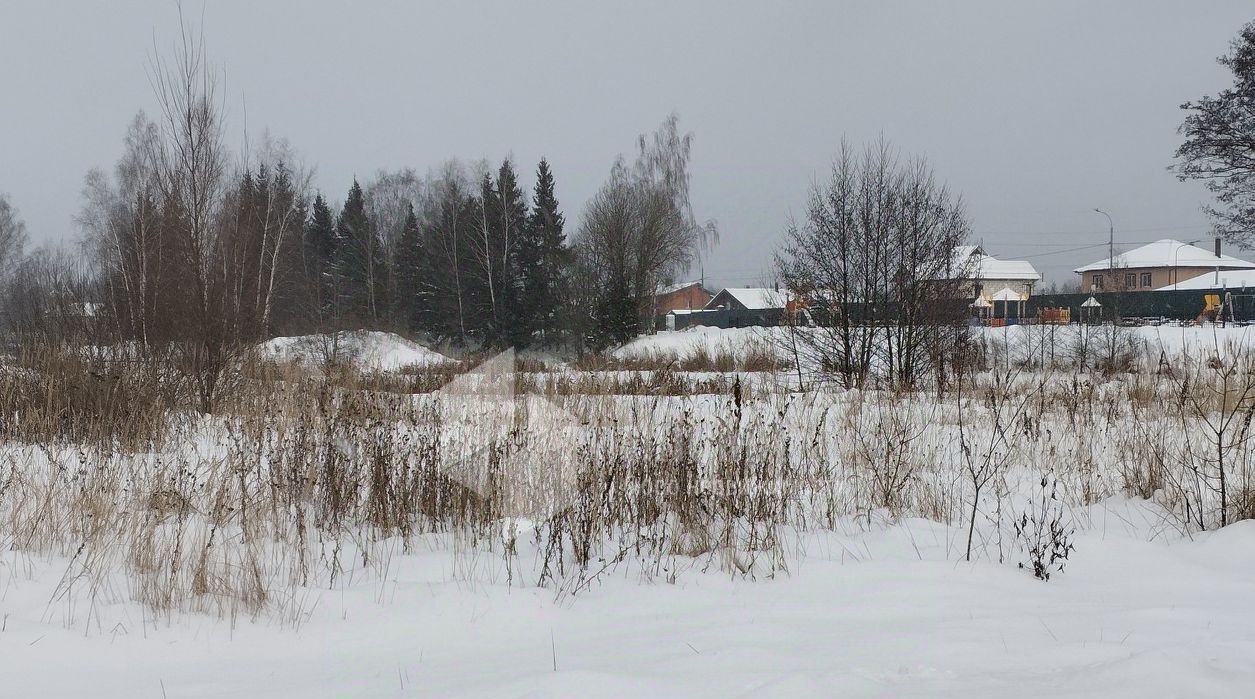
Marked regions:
[1,1,1251,287]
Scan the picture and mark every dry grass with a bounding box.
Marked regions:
[3,333,1255,627]
[0,345,177,450]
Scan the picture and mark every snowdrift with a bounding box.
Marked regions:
[258,331,452,372]
[613,326,777,361]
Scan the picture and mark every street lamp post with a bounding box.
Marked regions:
[1172,240,1202,287]
[1094,208,1114,290]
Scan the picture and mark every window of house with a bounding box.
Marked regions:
[1093,274,1103,290]
[1141,272,1152,288]
[1125,273,1137,288]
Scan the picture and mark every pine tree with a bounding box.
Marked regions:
[464,162,528,347]
[594,271,637,349]
[494,159,528,346]
[335,179,386,324]
[468,173,500,341]
[520,158,567,345]
[261,163,307,334]
[304,192,337,322]
[392,203,423,329]
[416,173,473,343]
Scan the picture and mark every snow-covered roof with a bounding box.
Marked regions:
[1081,296,1102,308]
[655,280,708,296]
[1074,239,1255,273]
[943,245,1041,281]
[975,257,1041,281]
[705,287,787,311]
[1156,268,1255,291]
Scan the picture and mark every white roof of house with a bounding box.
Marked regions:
[944,245,1041,281]
[975,256,1041,281]
[1156,268,1255,291]
[707,287,787,310]
[1074,239,1255,273]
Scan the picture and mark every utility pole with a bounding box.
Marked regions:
[1094,208,1114,288]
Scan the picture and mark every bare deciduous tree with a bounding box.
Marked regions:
[574,114,717,346]
[365,168,422,325]
[1174,20,1255,243]
[776,138,970,389]
[245,135,314,335]
[417,161,475,343]
[79,113,165,346]
[0,196,32,342]
[0,192,30,336]
[0,193,30,288]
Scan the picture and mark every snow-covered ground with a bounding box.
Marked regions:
[617,323,1255,362]
[614,325,774,362]
[976,321,1255,358]
[615,323,1255,376]
[258,330,453,371]
[5,324,1255,697]
[3,500,1253,697]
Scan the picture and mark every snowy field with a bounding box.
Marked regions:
[3,326,1255,697]
[613,322,1255,366]
[4,502,1254,698]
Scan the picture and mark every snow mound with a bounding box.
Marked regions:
[258,331,452,372]
[613,326,777,360]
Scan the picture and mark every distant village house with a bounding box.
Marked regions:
[653,281,713,315]
[658,286,788,331]
[1074,239,1255,292]
[704,287,787,313]
[949,245,1042,300]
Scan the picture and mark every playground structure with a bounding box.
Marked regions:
[1196,294,1224,324]
[1037,307,1071,324]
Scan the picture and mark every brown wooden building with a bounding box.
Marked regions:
[653,281,713,315]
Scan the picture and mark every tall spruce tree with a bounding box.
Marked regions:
[335,179,386,324]
[470,173,501,341]
[392,203,423,329]
[465,162,528,347]
[264,163,308,335]
[416,171,474,343]
[494,159,528,346]
[304,192,337,322]
[520,158,566,345]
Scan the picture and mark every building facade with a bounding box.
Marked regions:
[1074,239,1255,292]
[654,281,714,315]
[948,245,1042,300]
